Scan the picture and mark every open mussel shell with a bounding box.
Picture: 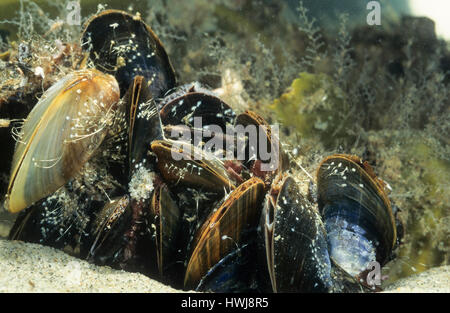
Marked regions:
[150,139,237,192]
[259,173,335,292]
[148,183,181,277]
[84,195,132,267]
[81,9,176,97]
[125,75,163,175]
[183,177,265,290]
[235,110,288,184]
[5,69,120,213]
[159,83,239,160]
[316,154,397,276]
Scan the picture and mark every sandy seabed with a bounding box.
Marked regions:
[0,238,448,293]
[0,238,183,293]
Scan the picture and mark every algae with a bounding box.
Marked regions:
[271,72,351,148]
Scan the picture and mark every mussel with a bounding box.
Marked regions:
[147,183,181,277]
[316,154,398,276]
[5,69,120,213]
[235,110,287,186]
[125,75,163,176]
[159,82,236,130]
[256,154,400,292]
[81,9,176,97]
[151,139,238,193]
[258,173,333,292]
[86,195,132,266]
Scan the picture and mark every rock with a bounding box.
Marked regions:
[383,265,450,293]
[0,239,183,293]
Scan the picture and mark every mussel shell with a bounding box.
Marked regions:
[259,174,333,292]
[8,196,80,251]
[5,69,120,213]
[163,124,245,161]
[316,154,397,274]
[167,185,226,284]
[84,195,132,266]
[148,183,181,276]
[159,83,236,129]
[150,139,237,192]
[183,177,264,290]
[125,75,163,175]
[195,242,258,292]
[81,9,176,97]
[235,110,287,182]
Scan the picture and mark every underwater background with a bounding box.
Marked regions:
[0,0,448,289]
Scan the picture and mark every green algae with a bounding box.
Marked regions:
[399,141,449,274]
[271,72,353,148]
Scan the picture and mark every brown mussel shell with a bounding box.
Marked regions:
[184,177,265,290]
[235,110,288,184]
[150,139,237,192]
